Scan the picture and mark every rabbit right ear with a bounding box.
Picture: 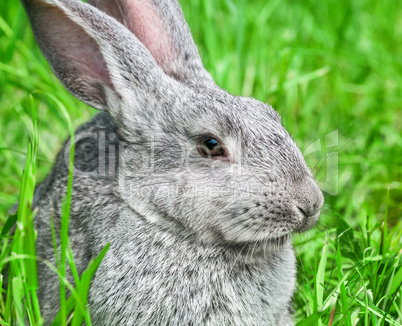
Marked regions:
[21,0,172,111]
[87,0,213,85]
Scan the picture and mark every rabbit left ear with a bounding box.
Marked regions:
[21,0,176,113]
[87,0,213,85]
[21,0,118,110]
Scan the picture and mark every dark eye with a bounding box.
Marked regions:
[197,136,226,158]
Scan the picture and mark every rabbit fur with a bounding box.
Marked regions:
[19,0,324,324]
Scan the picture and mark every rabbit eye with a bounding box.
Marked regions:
[197,136,226,158]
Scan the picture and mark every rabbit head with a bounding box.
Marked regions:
[22,0,323,248]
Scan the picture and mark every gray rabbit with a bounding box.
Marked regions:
[19,0,324,324]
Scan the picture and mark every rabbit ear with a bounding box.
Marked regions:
[87,0,212,84]
[21,0,171,111]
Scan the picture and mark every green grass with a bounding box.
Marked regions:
[0,0,401,324]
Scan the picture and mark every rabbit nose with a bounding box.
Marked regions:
[296,202,321,218]
[293,177,324,218]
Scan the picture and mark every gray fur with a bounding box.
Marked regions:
[19,0,324,324]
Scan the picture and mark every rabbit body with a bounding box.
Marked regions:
[20,0,324,324]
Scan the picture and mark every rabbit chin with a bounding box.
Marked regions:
[197,210,319,249]
[213,212,319,251]
[213,225,292,250]
[223,235,293,261]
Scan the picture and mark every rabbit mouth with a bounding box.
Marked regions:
[294,211,320,233]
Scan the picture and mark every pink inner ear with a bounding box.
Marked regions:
[28,3,114,109]
[116,0,175,71]
[40,5,112,88]
[64,30,112,86]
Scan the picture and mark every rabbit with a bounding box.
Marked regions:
[19,0,324,325]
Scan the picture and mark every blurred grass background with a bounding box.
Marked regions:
[0,0,401,324]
